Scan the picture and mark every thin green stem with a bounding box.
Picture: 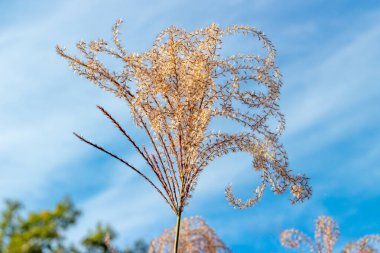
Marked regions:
[173,212,182,253]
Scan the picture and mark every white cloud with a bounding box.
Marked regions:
[283,21,380,149]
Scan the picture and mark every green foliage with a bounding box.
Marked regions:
[82,223,116,253]
[3,197,80,253]
[0,198,147,253]
[81,224,148,253]
[0,200,22,251]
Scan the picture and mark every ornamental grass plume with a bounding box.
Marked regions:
[57,19,311,253]
[149,216,231,253]
[280,216,380,253]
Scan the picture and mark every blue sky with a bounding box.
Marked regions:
[0,0,379,252]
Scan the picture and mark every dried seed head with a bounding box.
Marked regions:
[281,216,380,253]
[149,217,231,253]
[57,20,311,214]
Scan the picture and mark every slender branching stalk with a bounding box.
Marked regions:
[281,216,380,253]
[173,213,181,253]
[57,19,311,252]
